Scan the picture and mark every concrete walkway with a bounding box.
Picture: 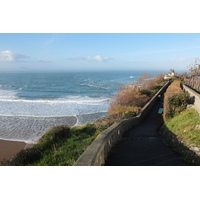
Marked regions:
[105,96,187,166]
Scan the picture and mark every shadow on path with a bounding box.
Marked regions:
[105,96,187,166]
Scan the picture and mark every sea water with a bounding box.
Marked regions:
[0,70,162,142]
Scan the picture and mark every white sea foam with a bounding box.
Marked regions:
[0,89,18,100]
[0,95,109,116]
[80,83,109,90]
[0,115,77,143]
[0,90,109,142]
[0,70,161,142]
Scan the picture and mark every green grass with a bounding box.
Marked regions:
[2,79,166,166]
[165,109,200,147]
[2,123,102,166]
[33,124,102,166]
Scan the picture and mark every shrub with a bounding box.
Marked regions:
[2,125,71,166]
[108,72,165,120]
[137,72,164,90]
[109,85,150,109]
[108,105,139,116]
[168,93,189,115]
[153,85,163,92]
[94,108,138,131]
[140,89,152,97]
[6,145,42,166]
[93,115,114,130]
[38,125,71,147]
[164,81,189,119]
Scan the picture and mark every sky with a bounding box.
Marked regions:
[1,0,200,198]
[0,33,200,73]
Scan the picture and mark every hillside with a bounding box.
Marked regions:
[160,108,200,165]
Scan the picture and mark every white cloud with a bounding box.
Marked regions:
[86,55,112,62]
[0,50,29,62]
[70,55,112,62]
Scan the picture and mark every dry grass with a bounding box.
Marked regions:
[108,73,165,117]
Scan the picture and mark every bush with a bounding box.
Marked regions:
[38,125,71,147]
[168,93,189,115]
[2,125,71,166]
[169,93,189,107]
[153,85,163,92]
[108,105,139,116]
[109,85,150,110]
[108,72,165,118]
[94,109,138,131]
[164,81,189,119]
[140,89,152,97]
[6,145,42,166]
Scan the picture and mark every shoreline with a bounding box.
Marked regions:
[0,112,107,143]
[0,112,107,164]
[0,115,78,143]
[0,139,26,163]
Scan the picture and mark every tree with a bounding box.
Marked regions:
[188,58,200,78]
[137,72,152,89]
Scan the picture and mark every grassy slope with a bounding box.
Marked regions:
[164,109,200,147]
[3,79,166,166]
[1,124,103,166]
[32,124,102,166]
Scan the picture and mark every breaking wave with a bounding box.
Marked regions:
[0,90,109,142]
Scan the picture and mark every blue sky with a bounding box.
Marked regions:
[0,33,200,72]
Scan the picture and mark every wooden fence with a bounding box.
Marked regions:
[184,78,200,91]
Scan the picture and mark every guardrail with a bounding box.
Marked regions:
[74,81,170,166]
[182,84,200,115]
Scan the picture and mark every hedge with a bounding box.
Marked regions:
[163,81,189,120]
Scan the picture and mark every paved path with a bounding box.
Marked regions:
[105,96,187,166]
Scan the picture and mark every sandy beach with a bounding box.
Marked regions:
[0,112,106,164]
[0,115,78,143]
[0,139,26,163]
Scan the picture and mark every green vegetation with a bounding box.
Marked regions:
[2,124,102,166]
[167,93,189,117]
[161,79,200,165]
[2,72,166,166]
[95,73,165,130]
[163,81,189,120]
[164,109,200,147]
[108,73,165,117]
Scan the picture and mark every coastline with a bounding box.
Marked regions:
[0,112,107,143]
[0,112,107,164]
[0,115,78,143]
[0,139,26,163]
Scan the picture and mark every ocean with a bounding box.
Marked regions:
[0,70,163,143]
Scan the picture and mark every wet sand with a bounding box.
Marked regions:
[0,139,26,163]
[0,113,107,143]
[0,115,78,143]
[0,112,107,164]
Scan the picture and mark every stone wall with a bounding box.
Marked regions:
[182,84,200,115]
[158,83,200,165]
[74,81,170,166]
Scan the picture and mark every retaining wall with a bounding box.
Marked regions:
[182,84,200,115]
[74,81,170,166]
